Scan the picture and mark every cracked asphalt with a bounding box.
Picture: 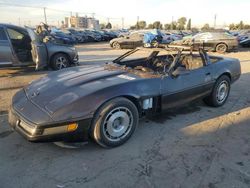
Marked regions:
[0,43,250,188]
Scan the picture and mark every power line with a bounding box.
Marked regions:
[0,2,94,15]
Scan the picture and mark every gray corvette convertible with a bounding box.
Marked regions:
[8,46,241,147]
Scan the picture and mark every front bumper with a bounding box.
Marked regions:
[8,107,92,142]
[72,54,79,64]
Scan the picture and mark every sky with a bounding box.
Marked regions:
[0,0,250,28]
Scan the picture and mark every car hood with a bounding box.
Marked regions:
[24,65,140,115]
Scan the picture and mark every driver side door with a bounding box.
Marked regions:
[161,57,213,110]
[25,27,48,70]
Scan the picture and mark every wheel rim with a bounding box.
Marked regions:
[103,107,133,141]
[216,81,229,103]
[55,56,68,70]
[113,42,120,49]
[217,44,226,53]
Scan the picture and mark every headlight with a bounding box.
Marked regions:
[69,47,76,51]
[19,120,36,135]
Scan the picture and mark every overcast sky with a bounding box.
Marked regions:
[0,0,250,28]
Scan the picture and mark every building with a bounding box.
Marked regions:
[87,18,100,30]
[65,14,100,29]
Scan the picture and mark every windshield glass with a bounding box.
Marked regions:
[119,49,154,62]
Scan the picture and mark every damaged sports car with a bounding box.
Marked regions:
[9,46,241,147]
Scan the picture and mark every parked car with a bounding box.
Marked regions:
[239,35,250,47]
[8,46,241,147]
[67,28,86,43]
[110,32,144,49]
[50,28,76,45]
[171,32,238,53]
[0,23,78,70]
[84,30,102,42]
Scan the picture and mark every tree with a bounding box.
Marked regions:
[147,24,154,29]
[100,23,105,29]
[137,21,147,29]
[153,21,162,29]
[130,25,136,30]
[229,23,236,30]
[201,23,210,31]
[236,21,244,30]
[187,19,191,30]
[171,21,177,30]
[105,22,112,29]
[244,24,250,29]
[164,23,171,30]
[177,17,187,30]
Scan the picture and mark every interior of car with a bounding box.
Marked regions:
[179,54,204,70]
[116,50,205,75]
[7,27,32,62]
[117,53,174,74]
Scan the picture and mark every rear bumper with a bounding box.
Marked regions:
[8,107,92,142]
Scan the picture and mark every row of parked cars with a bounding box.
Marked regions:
[51,28,120,45]
[231,30,250,47]
[110,29,242,53]
[110,29,186,49]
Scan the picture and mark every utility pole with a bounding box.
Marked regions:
[92,13,95,18]
[122,17,124,29]
[18,17,21,26]
[136,16,139,29]
[107,17,110,24]
[214,14,217,28]
[43,7,47,24]
[171,16,174,30]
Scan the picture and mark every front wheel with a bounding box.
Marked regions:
[203,75,231,107]
[90,97,139,147]
[112,42,121,49]
[51,53,70,70]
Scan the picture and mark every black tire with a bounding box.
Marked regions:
[112,41,121,49]
[90,97,139,148]
[203,75,231,107]
[51,53,70,70]
[215,43,228,53]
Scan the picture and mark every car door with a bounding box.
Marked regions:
[161,53,213,110]
[133,34,144,48]
[0,27,14,65]
[25,27,48,70]
[194,33,214,50]
[125,33,143,48]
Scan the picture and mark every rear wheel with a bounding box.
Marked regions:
[90,97,139,147]
[112,42,121,49]
[215,43,227,53]
[203,75,231,107]
[51,53,70,70]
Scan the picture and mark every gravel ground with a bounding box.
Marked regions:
[0,43,250,188]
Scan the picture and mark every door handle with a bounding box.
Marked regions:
[206,72,211,76]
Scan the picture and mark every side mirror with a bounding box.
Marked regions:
[172,67,189,77]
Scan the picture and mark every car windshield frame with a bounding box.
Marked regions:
[113,47,182,74]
